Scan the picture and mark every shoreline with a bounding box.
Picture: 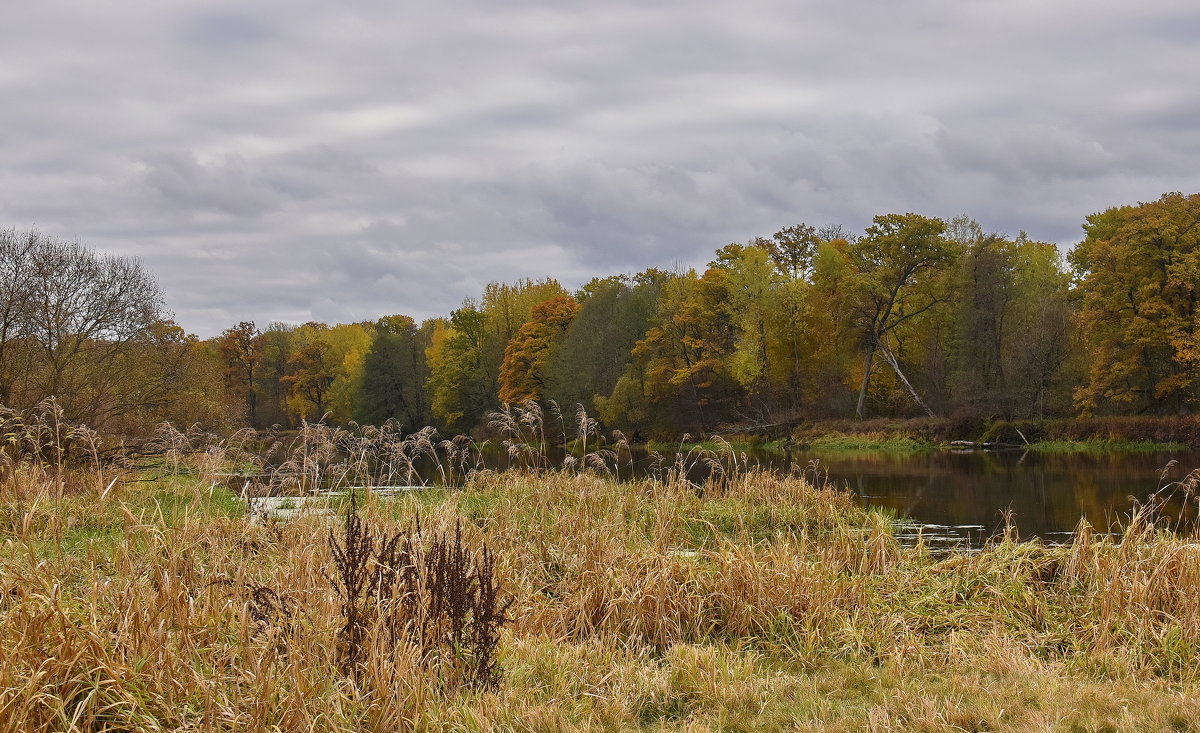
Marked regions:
[634,416,1200,454]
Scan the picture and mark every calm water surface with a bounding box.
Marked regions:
[727,447,1200,547]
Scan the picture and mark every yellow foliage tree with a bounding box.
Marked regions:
[1070,192,1200,413]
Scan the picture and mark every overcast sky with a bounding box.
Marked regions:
[3,1,1199,337]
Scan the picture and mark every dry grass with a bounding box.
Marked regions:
[2,426,1200,731]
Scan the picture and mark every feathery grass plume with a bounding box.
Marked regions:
[796,457,830,489]
[1137,460,1200,534]
[488,401,551,473]
[574,403,599,457]
[610,429,633,481]
[145,421,193,476]
[0,401,121,507]
[546,399,567,446]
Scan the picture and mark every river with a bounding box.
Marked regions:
[705,446,1200,547]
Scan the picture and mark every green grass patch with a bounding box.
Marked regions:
[799,433,933,452]
[1028,439,1188,453]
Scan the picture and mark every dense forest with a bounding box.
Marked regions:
[3,191,1199,439]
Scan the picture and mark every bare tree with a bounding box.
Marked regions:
[0,229,166,424]
[0,229,38,405]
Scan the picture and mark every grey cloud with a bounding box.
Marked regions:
[1,0,1199,336]
[138,153,286,217]
[936,126,1116,182]
[180,11,279,50]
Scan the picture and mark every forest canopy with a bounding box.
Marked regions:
[4,192,1199,438]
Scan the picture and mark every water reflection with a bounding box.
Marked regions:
[747,447,1200,547]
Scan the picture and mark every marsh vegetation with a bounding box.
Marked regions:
[3,405,1200,731]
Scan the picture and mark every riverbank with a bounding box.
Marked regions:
[647,433,1184,455]
[680,415,1200,454]
[3,460,1200,731]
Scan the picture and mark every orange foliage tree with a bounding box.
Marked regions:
[497,295,580,404]
[1070,192,1200,413]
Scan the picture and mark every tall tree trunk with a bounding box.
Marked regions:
[855,339,876,420]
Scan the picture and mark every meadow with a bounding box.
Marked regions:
[3,409,1200,731]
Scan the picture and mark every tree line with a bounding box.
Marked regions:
[3,192,1199,438]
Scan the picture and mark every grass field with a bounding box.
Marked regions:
[3,451,1200,731]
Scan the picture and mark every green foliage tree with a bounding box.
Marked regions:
[949,220,1076,419]
[711,242,796,418]
[950,220,1009,413]
[543,271,667,417]
[801,237,860,413]
[426,306,495,433]
[356,315,433,429]
[1004,236,1076,417]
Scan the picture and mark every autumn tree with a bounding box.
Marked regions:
[167,327,239,429]
[722,238,831,420]
[6,231,166,425]
[312,321,374,423]
[114,320,238,432]
[479,278,569,386]
[217,321,260,427]
[254,322,298,427]
[1,231,236,431]
[497,295,580,404]
[795,237,860,414]
[848,213,954,419]
[1070,192,1200,413]
[763,223,821,280]
[282,336,337,421]
[762,225,826,409]
[0,229,37,407]
[600,268,740,436]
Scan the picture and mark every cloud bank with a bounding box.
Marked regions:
[3,0,1198,335]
